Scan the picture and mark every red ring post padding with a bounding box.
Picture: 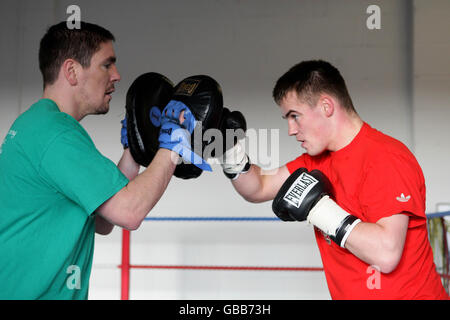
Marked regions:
[121,229,130,300]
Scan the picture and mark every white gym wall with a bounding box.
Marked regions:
[0,0,449,299]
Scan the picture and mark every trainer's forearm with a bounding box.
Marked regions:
[95,149,139,235]
[118,148,140,180]
[123,148,177,221]
[98,148,177,230]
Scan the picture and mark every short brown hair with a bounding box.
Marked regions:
[273,60,356,113]
[39,21,115,86]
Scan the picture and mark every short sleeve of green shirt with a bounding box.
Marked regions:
[39,127,128,216]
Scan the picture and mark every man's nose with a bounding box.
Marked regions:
[111,65,121,82]
[287,120,297,136]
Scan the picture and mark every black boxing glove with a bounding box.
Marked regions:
[218,108,250,180]
[272,168,361,247]
[219,107,247,151]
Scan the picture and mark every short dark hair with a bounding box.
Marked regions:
[39,21,115,86]
[272,60,356,114]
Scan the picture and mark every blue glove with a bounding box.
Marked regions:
[158,101,211,171]
[162,100,196,133]
[121,116,128,149]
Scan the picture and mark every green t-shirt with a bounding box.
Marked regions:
[0,99,128,299]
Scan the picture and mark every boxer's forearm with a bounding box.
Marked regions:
[232,165,290,203]
[344,213,409,274]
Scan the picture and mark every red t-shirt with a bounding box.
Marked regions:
[286,122,448,299]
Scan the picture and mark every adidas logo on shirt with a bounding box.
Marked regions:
[396,193,411,202]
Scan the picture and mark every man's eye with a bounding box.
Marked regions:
[103,64,111,69]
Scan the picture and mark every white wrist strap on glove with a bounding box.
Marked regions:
[307,195,361,248]
[221,139,250,178]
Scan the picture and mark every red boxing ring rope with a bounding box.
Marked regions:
[127,264,323,272]
[119,213,450,300]
[119,228,324,300]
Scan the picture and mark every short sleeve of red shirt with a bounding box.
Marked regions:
[358,151,426,227]
[286,155,307,174]
[286,153,319,174]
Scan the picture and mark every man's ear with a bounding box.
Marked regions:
[320,96,334,117]
[61,59,79,86]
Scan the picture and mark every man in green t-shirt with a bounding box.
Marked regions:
[0,21,190,299]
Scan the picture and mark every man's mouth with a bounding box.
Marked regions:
[105,88,115,100]
[297,139,306,148]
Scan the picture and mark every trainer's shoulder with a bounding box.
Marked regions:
[9,100,88,162]
[16,99,81,138]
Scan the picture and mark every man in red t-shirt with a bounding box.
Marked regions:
[220,60,448,299]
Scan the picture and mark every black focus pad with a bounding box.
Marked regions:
[172,75,224,132]
[125,72,174,167]
[170,75,224,179]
